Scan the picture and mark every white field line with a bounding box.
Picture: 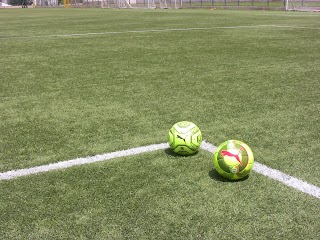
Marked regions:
[0,143,169,180]
[261,13,320,17]
[1,24,319,40]
[202,141,320,200]
[0,141,319,199]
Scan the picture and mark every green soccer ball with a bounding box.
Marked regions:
[168,121,202,156]
[213,140,254,180]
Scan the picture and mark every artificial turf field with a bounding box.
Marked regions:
[0,8,319,239]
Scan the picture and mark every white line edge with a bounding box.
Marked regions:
[202,141,320,199]
[1,25,319,40]
[0,141,319,199]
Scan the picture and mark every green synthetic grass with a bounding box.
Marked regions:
[0,8,319,239]
[1,150,319,239]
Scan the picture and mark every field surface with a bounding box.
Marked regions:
[0,8,319,239]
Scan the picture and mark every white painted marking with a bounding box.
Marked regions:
[253,162,320,199]
[256,24,320,30]
[0,143,169,180]
[0,140,319,199]
[1,25,319,40]
[0,27,209,39]
[200,140,218,153]
[261,13,320,17]
[202,141,320,199]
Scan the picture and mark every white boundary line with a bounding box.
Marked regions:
[261,13,320,17]
[202,141,320,200]
[0,141,319,199]
[1,25,319,40]
[0,143,169,180]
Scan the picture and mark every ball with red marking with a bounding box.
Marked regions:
[213,140,254,180]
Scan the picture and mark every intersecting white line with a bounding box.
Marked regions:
[1,24,319,40]
[0,141,319,199]
[0,143,169,181]
[202,141,320,199]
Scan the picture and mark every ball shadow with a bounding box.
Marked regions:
[164,148,199,158]
[208,169,249,182]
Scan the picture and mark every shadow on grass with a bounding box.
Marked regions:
[208,169,249,182]
[164,148,199,158]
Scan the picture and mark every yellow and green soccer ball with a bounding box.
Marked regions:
[213,140,254,180]
[168,121,202,156]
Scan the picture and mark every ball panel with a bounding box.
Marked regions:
[172,145,197,155]
[191,130,202,145]
[174,121,196,134]
[213,140,254,180]
[168,121,202,156]
[168,129,175,148]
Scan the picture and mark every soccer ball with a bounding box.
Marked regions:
[168,121,202,156]
[213,140,254,180]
